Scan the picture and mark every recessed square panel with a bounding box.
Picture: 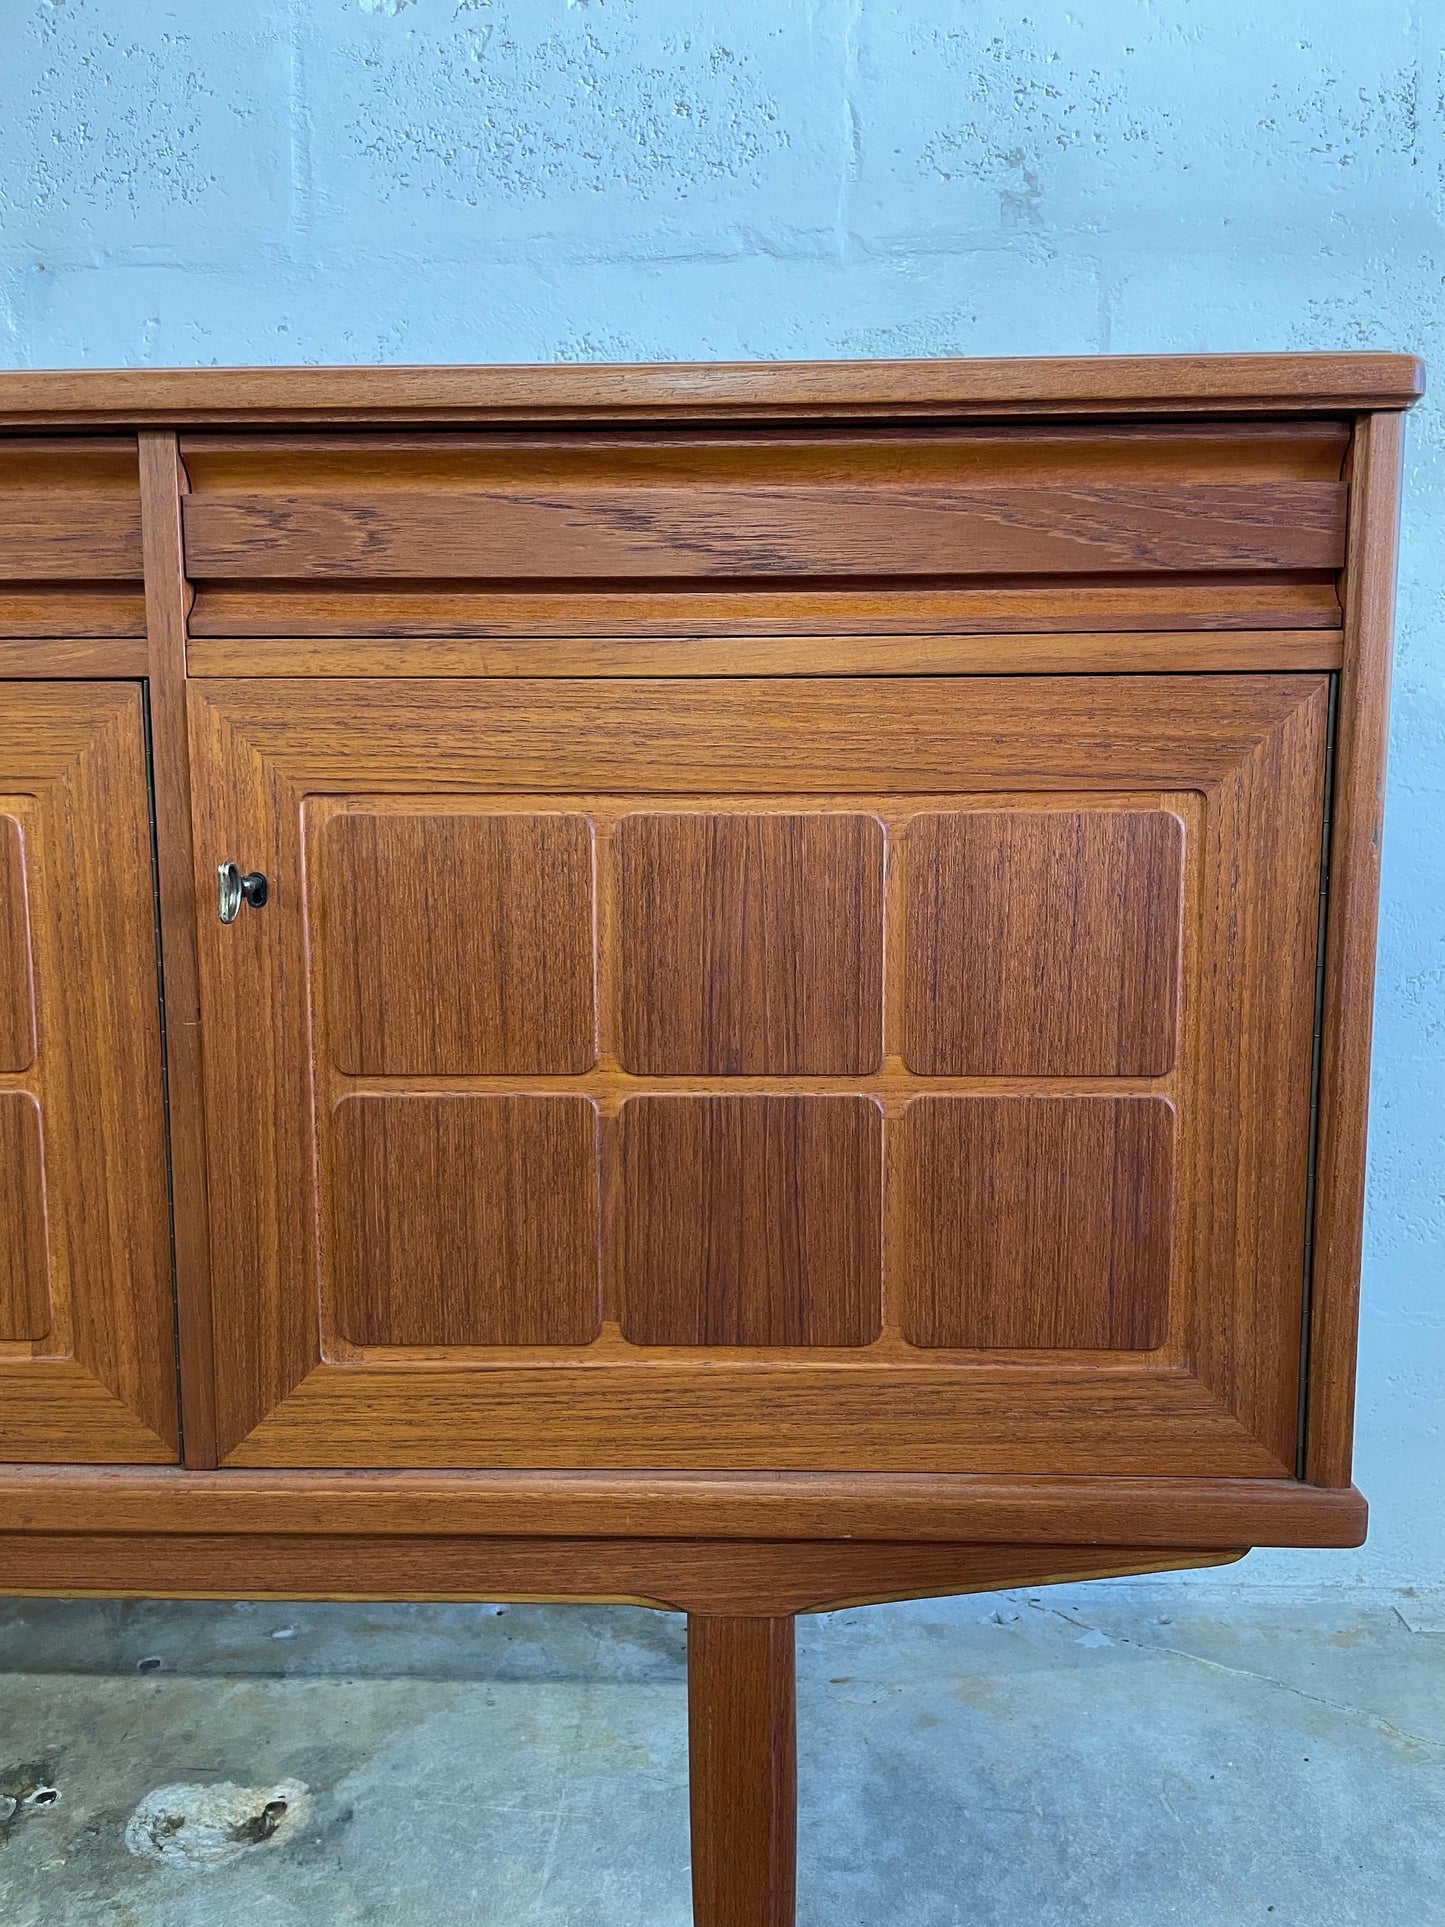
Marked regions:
[0,814,35,1074]
[903,808,1184,1076]
[898,1096,1175,1351]
[0,1092,50,1342]
[331,1094,600,1347]
[320,810,596,1075]
[619,1095,883,1346]
[615,811,884,1074]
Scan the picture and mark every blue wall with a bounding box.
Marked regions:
[3,2,1440,1590]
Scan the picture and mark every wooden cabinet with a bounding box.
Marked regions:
[0,354,1419,1927]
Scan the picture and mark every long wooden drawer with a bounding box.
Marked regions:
[180,420,1348,639]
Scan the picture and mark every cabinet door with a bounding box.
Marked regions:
[191,674,1326,1475]
[0,685,177,1460]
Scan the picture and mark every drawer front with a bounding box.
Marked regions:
[180,422,1347,642]
[190,672,1326,1475]
[0,438,147,638]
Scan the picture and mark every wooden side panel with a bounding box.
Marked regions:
[0,685,176,1462]
[331,1095,601,1348]
[0,1093,49,1342]
[0,813,36,1071]
[616,812,883,1075]
[898,1097,1175,1350]
[319,809,596,1075]
[1306,411,1406,1484]
[902,807,1184,1076]
[618,1096,883,1347]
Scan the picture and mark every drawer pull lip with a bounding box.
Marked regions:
[217,861,268,922]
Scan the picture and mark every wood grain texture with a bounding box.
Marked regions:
[185,627,1347,679]
[0,365,1409,1670]
[688,1615,796,1927]
[898,1097,1175,1351]
[140,431,218,1467]
[177,425,1350,688]
[902,807,1184,1075]
[1189,680,1329,1470]
[616,811,883,1074]
[186,578,1344,647]
[219,1363,1287,1473]
[331,1094,601,1347]
[0,1466,1368,1548]
[0,438,142,579]
[179,422,1349,488]
[178,426,1348,598]
[1306,412,1407,1485]
[0,685,176,1461]
[189,690,325,1457]
[0,1367,177,1463]
[0,353,1420,427]
[0,595,147,643]
[0,813,36,1071]
[189,673,1326,794]
[182,481,1346,582]
[319,808,596,1075]
[0,1531,1242,1614]
[189,674,1326,1473]
[0,1093,49,1342]
[0,636,149,677]
[619,1096,882,1348]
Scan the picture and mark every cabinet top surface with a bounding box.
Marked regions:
[0,352,1423,429]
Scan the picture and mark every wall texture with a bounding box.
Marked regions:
[1,1,1440,1590]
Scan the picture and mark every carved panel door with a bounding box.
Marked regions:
[0,684,177,1461]
[190,674,1327,1475]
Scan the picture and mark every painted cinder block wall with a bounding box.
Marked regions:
[2,2,1440,1591]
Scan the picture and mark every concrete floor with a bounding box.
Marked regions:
[0,1580,1440,1925]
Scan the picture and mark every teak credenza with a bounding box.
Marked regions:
[0,353,1420,1924]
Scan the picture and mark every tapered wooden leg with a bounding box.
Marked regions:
[687,1613,797,1927]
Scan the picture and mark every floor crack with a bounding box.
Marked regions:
[523,1693,584,1919]
[1026,1602,1445,1757]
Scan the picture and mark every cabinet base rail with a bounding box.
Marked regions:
[0,1535,1247,1927]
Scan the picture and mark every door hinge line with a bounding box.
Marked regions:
[1295,670,1340,1478]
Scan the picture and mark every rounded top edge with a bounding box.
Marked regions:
[0,351,1424,430]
